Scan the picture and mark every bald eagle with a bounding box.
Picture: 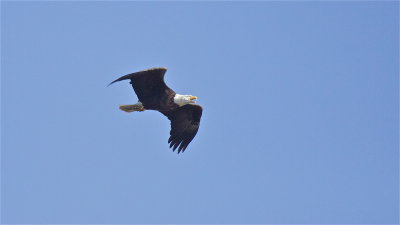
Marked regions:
[109,67,202,153]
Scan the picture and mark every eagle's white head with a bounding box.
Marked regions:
[173,94,197,107]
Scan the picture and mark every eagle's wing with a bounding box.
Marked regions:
[108,67,173,101]
[163,104,203,153]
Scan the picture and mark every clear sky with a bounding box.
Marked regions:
[1,1,398,224]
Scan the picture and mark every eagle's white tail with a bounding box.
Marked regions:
[119,104,145,112]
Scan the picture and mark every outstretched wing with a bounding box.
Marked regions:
[108,67,174,102]
[163,104,203,153]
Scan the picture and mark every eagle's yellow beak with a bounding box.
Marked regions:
[189,96,198,103]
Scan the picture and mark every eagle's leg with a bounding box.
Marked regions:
[119,102,145,112]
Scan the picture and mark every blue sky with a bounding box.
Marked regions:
[1,1,398,224]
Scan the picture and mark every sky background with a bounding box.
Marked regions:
[1,1,398,224]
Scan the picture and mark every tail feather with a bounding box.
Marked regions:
[119,104,144,112]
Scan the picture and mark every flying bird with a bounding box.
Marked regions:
[109,67,202,153]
